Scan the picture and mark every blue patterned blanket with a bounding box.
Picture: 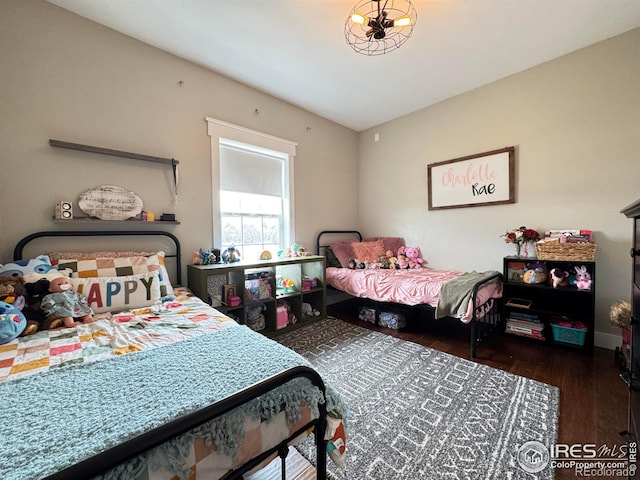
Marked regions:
[0,325,346,480]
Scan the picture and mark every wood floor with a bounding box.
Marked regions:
[249,302,629,480]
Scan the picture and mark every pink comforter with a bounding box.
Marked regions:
[326,267,502,323]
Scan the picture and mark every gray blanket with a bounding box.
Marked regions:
[435,270,501,319]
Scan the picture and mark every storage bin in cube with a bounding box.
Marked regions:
[276,305,288,329]
[301,276,318,292]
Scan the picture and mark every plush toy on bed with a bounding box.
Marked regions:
[0,300,27,345]
[404,247,424,269]
[0,255,56,279]
[0,275,50,336]
[40,277,94,329]
[0,276,23,303]
[385,250,399,269]
[396,246,409,269]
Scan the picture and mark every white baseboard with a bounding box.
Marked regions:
[595,330,622,351]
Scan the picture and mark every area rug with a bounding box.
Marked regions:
[276,317,559,480]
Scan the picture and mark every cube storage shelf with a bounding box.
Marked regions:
[502,256,595,353]
[187,255,326,337]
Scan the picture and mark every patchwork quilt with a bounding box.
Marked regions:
[0,288,346,480]
[0,287,234,382]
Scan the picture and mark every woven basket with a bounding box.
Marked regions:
[535,241,596,261]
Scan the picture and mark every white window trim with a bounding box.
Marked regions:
[206,117,297,249]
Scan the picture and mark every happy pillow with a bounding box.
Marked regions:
[58,252,173,296]
[71,271,162,314]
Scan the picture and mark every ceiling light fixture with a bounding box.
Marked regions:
[345,0,417,56]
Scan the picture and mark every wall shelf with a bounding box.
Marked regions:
[52,217,179,225]
[49,139,179,167]
[49,139,180,195]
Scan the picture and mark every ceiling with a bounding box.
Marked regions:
[46,0,640,132]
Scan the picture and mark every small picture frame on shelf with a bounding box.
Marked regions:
[505,297,533,309]
[222,284,236,305]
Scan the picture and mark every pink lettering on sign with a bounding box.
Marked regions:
[440,162,496,187]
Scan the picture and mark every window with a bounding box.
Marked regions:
[206,118,297,261]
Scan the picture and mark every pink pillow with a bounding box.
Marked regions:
[364,237,405,255]
[330,241,356,268]
[352,240,385,264]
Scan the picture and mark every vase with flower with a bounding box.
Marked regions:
[502,226,541,257]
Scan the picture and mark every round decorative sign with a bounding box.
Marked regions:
[78,185,143,221]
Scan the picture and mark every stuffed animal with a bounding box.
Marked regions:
[549,268,569,288]
[222,245,241,263]
[0,276,20,297]
[0,275,45,335]
[193,248,217,265]
[0,255,55,279]
[523,262,548,285]
[40,277,94,329]
[0,275,24,304]
[404,247,424,269]
[0,300,27,345]
[396,246,409,269]
[382,250,398,269]
[574,265,592,290]
[21,278,50,333]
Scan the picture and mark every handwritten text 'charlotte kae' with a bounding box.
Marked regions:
[440,162,497,196]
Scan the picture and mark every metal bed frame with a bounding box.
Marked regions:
[13,230,328,480]
[316,230,503,358]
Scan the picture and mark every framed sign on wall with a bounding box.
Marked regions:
[427,146,515,210]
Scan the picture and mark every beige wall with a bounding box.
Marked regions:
[0,0,360,276]
[357,28,640,344]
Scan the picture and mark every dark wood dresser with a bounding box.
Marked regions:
[622,198,640,472]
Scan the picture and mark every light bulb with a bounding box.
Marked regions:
[392,15,412,27]
[351,12,368,25]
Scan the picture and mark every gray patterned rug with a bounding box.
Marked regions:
[276,317,558,480]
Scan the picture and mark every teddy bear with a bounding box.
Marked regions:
[385,250,399,269]
[396,246,409,269]
[40,277,94,329]
[0,275,23,303]
[404,247,424,269]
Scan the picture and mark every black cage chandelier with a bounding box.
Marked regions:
[345,0,417,56]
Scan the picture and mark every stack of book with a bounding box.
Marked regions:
[505,311,545,341]
[543,229,593,243]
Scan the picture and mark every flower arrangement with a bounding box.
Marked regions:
[502,226,541,256]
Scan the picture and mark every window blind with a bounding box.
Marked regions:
[220,144,284,197]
